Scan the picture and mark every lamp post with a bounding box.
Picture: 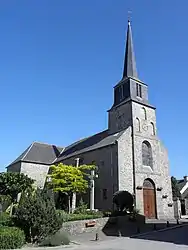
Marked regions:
[89,168,98,211]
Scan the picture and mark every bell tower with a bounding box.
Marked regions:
[108,20,155,134]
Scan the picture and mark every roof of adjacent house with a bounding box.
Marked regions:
[55,130,124,162]
[7,142,64,167]
[177,179,186,191]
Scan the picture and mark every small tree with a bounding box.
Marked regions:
[48,163,95,213]
[14,189,62,243]
[113,190,134,212]
[0,172,34,215]
[171,176,181,199]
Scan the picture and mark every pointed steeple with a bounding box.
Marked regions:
[123,20,138,79]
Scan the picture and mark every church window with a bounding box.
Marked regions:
[135,118,140,132]
[103,189,108,200]
[141,107,147,120]
[136,83,142,98]
[142,141,153,168]
[150,122,155,135]
[100,160,104,166]
[123,83,130,99]
[114,88,119,105]
[119,85,124,101]
[79,158,84,165]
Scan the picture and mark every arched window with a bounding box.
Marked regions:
[150,122,155,135]
[135,118,140,132]
[143,179,155,189]
[141,107,147,120]
[142,141,153,167]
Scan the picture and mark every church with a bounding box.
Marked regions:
[7,21,174,219]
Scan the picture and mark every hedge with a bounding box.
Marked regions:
[0,226,25,249]
[57,210,103,222]
[0,212,14,226]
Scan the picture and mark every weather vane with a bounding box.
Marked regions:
[128,10,132,22]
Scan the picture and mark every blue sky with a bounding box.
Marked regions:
[0,0,187,178]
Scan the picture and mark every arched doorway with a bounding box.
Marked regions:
[143,179,156,219]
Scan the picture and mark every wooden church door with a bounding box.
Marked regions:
[143,179,156,219]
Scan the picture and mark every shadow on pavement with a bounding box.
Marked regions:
[131,224,188,246]
[102,215,188,245]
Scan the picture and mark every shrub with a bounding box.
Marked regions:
[40,230,70,246]
[14,189,62,243]
[57,210,69,223]
[0,212,14,226]
[0,226,25,249]
[113,190,134,212]
[57,210,103,222]
[73,199,88,214]
[103,210,112,217]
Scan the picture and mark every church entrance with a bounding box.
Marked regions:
[143,179,156,219]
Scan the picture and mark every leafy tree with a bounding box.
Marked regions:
[48,163,95,213]
[0,172,34,215]
[0,172,34,202]
[171,176,181,199]
[113,190,134,212]
[14,189,62,243]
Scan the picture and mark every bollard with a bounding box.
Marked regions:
[137,226,140,234]
[177,219,179,225]
[153,224,157,230]
[166,221,169,227]
[118,230,122,237]
[95,233,99,241]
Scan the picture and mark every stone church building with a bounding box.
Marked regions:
[7,21,174,219]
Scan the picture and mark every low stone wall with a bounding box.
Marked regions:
[62,217,109,235]
[61,214,145,235]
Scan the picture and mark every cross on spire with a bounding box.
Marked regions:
[128,10,132,22]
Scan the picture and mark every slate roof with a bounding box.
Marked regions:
[123,20,138,79]
[55,130,124,163]
[177,179,185,191]
[8,142,64,167]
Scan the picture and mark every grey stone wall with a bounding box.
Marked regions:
[7,162,21,173]
[173,198,181,219]
[62,145,118,211]
[117,126,134,194]
[108,102,132,134]
[21,162,49,189]
[62,217,109,235]
[131,102,174,219]
[185,198,188,215]
[62,215,145,236]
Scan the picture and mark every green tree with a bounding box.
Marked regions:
[48,163,95,213]
[0,172,34,215]
[171,176,181,199]
[14,189,62,243]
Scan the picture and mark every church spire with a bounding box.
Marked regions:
[123,20,138,79]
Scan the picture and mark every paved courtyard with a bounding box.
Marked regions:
[22,224,188,250]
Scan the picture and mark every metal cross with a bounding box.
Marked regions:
[128,10,132,22]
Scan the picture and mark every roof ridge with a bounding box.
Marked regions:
[33,141,64,148]
[22,142,34,161]
[52,147,66,164]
